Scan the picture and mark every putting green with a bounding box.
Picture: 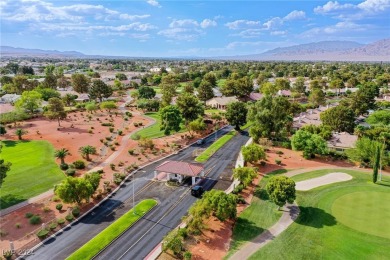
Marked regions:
[332,191,390,239]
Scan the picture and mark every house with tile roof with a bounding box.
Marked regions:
[205,96,238,110]
[154,160,205,185]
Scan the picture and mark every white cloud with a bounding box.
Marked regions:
[225,20,261,30]
[158,27,203,41]
[284,10,306,21]
[170,19,199,28]
[146,0,161,8]
[314,1,356,14]
[263,17,283,30]
[232,29,263,38]
[200,19,217,29]
[358,0,390,12]
[119,14,150,20]
[271,30,287,36]
[301,21,368,38]
[38,22,156,33]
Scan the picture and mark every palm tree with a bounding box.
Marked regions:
[15,129,28,140]
[54,148,70,165]
[79,145,96,161]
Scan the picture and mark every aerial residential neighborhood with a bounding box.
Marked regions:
[0,0,390,260]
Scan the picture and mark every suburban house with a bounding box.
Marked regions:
[0,94,21,104]
[249,92,263,101]
[292,104,335,129]
[277,89,292,97]
[154,160,205,185]
[75,93,90,102]
[206,96,238,110]
[327,132,358,151]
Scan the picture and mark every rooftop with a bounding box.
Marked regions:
[155,160,204,177]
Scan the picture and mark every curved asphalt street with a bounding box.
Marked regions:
[24,126,249,260]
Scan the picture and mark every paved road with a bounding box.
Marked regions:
[25,126,249,260]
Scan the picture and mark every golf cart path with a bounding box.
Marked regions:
[295,172,352,191]
[229,202,299,260]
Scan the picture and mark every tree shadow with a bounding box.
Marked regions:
[376,181,390,187]
[254,188,269,200]
[1,140,31,147]
[0,194,26,210]
[295,206,337,228]
[231,218,265,247]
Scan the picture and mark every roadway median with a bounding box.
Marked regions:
[67,199,158,260]
[195,130,236,162]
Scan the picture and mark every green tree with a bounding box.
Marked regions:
[79,145,97,161]
[84,172,102,191]
[138,86,156,99]
[260,82,277,96]
[225,102,248,130]
[44,97,67,126]
[266,176,296,210]
[233,167,257,187]
[0,143,12,188]
[221,75,253,98]
[291,130,328,159]
[187,118,207,134]
[308,88,325,107]
[15,128,28,140]
[346,138,384,167]
[89,79,113,102]
[100,101,117,113]
[71,74,90,93]
[62,93,76,107]
[241,143,266,163]
[57,76,70,89]
[197,80,214,101]
[15,90,42,114]
[248,95,292,141]
[320,105,355,133]
[345,82,379,116]
[202,190,237,221]
[176,93,204,124]
[160,105,182,135]
[366,110,390,126]
[292,77,306,94]
[36,88,61,101]
[115,73,127,80]
[372,145,380,183]
[54,148,70,165]
[203,72,217,86]
[54,177,94,204]
[85,102,98,114]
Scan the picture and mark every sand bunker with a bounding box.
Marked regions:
[296,172,352,191]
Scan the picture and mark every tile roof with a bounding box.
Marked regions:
[155,160,204,177]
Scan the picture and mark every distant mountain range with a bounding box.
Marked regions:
[220,39,390,62]
[1,38,389,61]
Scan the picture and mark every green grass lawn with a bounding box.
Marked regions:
[67,199,157,260]
[0,140,65,209]
[132,112,186,139]
[249,169,390,260]
[225,170,286,258]
[204,109,222,115]
[195,130,236,162]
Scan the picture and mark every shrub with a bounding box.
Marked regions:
[60,163,69,170]
[131,133,141,140]
[43,206,51,213]
[72,207,80,217]
[57,218,65,225]
[275,159,282,165]
[114,141,119,146]
[128,149,135,155]
[101,122,114,127]
[25,212,33,218]
[36,229,50,239]
[109,127,114,133]
[276,150,284,155]
[281,141,291,149]
[125,111,132,117]
[260,161,266,166]
[52,195,61,202]
[138,122,143,126]
[236,195,246,204]
[97,169,104,174]
[15,223,22,229]
[73,160,86,169]
[105,136,112,141]
[110,163,115,170]
[56,203,63,211]
[65,168,76,176]
[88,129,93,134]
[49,222,58,230]
[232,184,244,194]
[118,130,123,136]
[65,214,74,222]
[3,250,13,260]
[184,251,192,260]
[133,122,139,127]
[29,215,42,225]
[0,229,8,237]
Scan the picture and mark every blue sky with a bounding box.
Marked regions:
[1,0,389,57]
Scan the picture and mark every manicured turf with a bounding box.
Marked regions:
[332,191,390,239]
[195,130,236,162]
[249,169,390,260]
[225,170,286,258]
[67,199,157,260]
[133,112,186,139]
[0,140,65,209]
